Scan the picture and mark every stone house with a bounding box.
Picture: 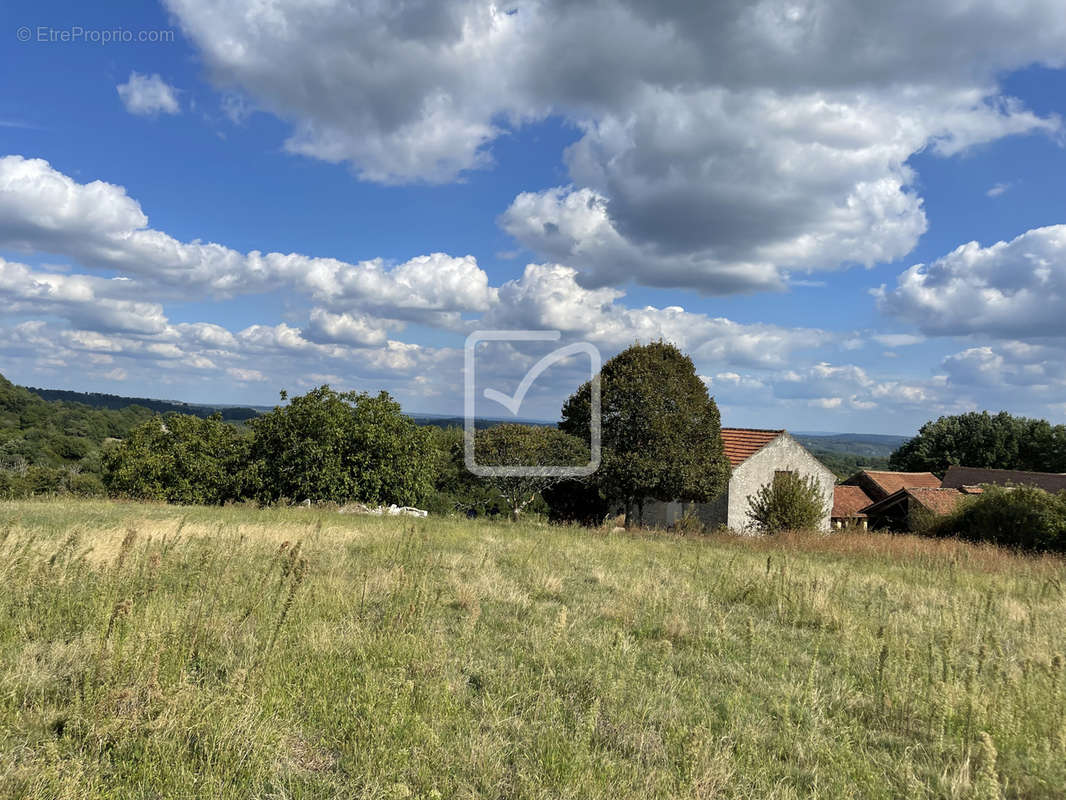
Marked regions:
[643,428,836,531]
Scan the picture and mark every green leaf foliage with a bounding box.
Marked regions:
[103,413,252,504]
[932,485,1066,552]
[747,472,828,534]
[0,372,157,497]
[473,423,589,519]
[247,386,435,506]
[421,426,509,517]
[890,411,1066,476]
[559,341,730,524]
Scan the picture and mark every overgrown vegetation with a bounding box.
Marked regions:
[102,413,252,505]
[0,374,156,498]
[747,471,829,533]
[932,485,1066,552]
[2,499,1065,798]
[246,387,435,506]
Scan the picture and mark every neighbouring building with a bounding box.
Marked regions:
[941,465,1066,494]
[839,469,941,503]
[861,486,977,531]
[642,427,837,532]
[831,485,873,529]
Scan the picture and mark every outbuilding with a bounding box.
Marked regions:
[643,428,836,531]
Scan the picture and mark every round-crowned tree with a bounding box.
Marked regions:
[558,341,730,527]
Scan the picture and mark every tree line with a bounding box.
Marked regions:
[100,342,734,523]
[6,354,1066,539]
[889,411,1066,475]
[0,374,157,497]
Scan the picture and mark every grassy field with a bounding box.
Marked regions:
[1,500,1065,799]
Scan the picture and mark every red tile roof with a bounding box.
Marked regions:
[720,428,784,467]
[906,487,967,515]
[941,466,1066,494]
[863,486,967,518]
[832,485,873,518]
[847,470,941,498]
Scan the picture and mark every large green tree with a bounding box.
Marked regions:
[890,411,1066,475]
[247,386,435,506]
[559,341,730,526]
[473,424,589,520]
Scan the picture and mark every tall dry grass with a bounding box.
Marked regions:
[0,497,1064,799]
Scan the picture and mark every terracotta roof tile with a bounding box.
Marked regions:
[942,466,1066,494]
[848,469,941,498]
[833,485,873,518]
[906,487,966,515]
[720,427,784,467]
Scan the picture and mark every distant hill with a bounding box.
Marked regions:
[0,373,163,496]
[409,413,554,430]
[793,432,909,458]
[792,433,910,480]
[26,387,262,421]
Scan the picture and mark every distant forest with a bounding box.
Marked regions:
[2,373,904,497]
[26,387,261,421]
[793,433,905,479]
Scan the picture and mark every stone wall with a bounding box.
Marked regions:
[725,433,836,531]
[642,432,835,531]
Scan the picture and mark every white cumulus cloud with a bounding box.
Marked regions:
[877,225,1066,337]
[163,0,1064,292]
[117,72,181,116]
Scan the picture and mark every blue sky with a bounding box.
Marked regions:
[2,0,1066,435]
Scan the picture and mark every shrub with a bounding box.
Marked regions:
[473,424,589,519]
[248,387,435,507]
[747,472,828,533]
[103,414,251,504]
[933,485,1066,552]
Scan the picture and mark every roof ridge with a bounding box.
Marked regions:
[862,469,933,475]
[947,465,1066,477]
[720,427,786,433]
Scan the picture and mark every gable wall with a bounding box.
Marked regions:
[726,433,836,531]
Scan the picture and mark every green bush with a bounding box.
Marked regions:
[103,414,252,504]
[747,472,828,533]
[248,387,435,507]
[933,485,1066,552]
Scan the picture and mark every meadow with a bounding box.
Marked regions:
[1,499,1065,799]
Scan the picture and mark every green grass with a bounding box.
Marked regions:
[1,499,1065,799]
